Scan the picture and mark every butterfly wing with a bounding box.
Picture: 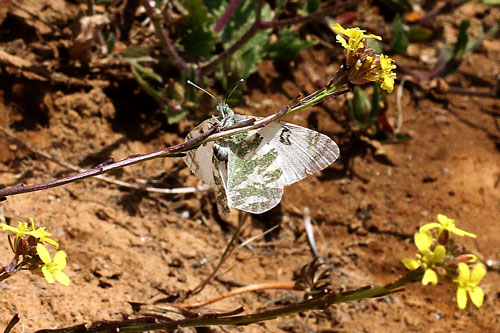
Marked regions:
[225,121,286,214]
[212,155,231,215]
[225,120,339,214]
[183,119,217,186]
[184,112,339,215]
[266,121,340,186]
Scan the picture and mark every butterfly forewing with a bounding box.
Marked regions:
[268,121,340,185]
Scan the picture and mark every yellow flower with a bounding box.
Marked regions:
[455,263,486,309]
[1,221,33,238]
[0,218,59,248]
[420,214,476,238]
[36,243,70,286]
[332,23,381,60]
[379,55,397,93]
[402,230,446,286]
[331,24,397,93]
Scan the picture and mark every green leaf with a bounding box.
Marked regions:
[366,39,383,54]
[179,28,218,59]
[453,20,470,60]
[439,20,470,76]
[237,30,271,78]
[265,28,317,59]
[119,46,154,58]
[274,0,289,18]
[184,0,214,29]
[218,1,272,47]
[300,0,320,13]
[163,108,189,124]
[348,85,377,129]
[106,32,115,55]
[178,0,217,59]
[373,0,412,13]
[130,61,163,102]
[390,14,408,54]
[407,26,432,43]
[482,0,500,4]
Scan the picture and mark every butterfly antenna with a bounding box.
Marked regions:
[226,79,245,100]
[187,80,217,100]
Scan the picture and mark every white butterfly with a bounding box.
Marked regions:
[184,101,340,214]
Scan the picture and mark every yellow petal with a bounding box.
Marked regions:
[432,245,446,263]
[53,271,70,286]
[0,224,20,232]
[29,217,36,230]
[42,237,60,249]
[336,35,348,48]
[469,287,484,307]
[419,223,441,232]
[53,251,67,270]
[414,231,433,253]
[450,226,477,238]
[457,287,467,309]
[380,76,394,93]
[41,266,55,284]
[457,263,470,285]
[331,23,349,36]
[437,214,453,225]
[36,243,52,265]
[470,263,486,286]
[422,268,438,286]
[402,258,421,270]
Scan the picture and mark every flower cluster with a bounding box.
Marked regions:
[402,214,485,309]
[332,24,397,93]
[1,218,70,286]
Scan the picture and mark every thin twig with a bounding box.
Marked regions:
[198,0,264,76]
[446,86,497,98]
[35,270,422,332]
[238,224,280,249]
[214,0,243,33]
[0,125,207,194]
[0,124,218,199]
[259,0,359,29]
[395,77,408,134]
[189,212,250,296]
[140,0,191,74]
[179,281,296,309]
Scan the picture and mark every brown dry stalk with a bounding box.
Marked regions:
[179,281,296,309]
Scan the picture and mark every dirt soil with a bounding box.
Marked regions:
[0,1,499,332]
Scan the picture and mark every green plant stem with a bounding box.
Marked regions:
[35,270,424,332]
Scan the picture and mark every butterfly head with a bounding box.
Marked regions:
[216,101,237,127]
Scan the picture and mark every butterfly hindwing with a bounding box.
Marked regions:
[211,155,231,215]
[224,122,286,214]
